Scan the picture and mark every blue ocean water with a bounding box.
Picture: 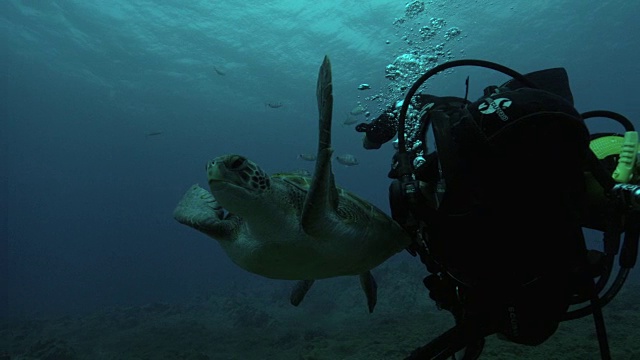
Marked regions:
[2,1,639,359]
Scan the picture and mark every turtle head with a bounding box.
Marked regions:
[206,154,271,215]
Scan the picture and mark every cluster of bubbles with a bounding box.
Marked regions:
[359,0,465,117]
[343,0,466,161]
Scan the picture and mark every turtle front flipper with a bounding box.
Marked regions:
[359,271,378,313]
[302,55,341,237]
[173,184,241,241]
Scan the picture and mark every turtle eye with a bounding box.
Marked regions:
[229,156,245,169]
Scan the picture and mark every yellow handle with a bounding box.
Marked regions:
[612,131,639,183]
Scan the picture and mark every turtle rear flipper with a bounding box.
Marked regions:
[289,271,378,313]
[173,184,240,241]
[359,271,378,313]
[290,279,315,307]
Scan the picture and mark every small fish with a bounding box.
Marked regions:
[265,102,284,109]
[342,112,359,126]
[297,153,317,161]
[350,104,366,115]
[145,131,163,138]
[335,154,359,166]
[273,169,312,177]
[289,169,312,177]
[213,66,226,76]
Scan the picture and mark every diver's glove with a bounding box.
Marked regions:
[356,112,398,149]
[355,122,383,150]
[355,122,370,133]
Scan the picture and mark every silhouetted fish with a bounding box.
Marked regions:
[145,131,163,138]
[266,102,284,109]
[342,112,359,126]
[336,154,359,166]
[213,66,226,76]
[350,104,366,115]
[289,169,312,177]
[297,153,317,161]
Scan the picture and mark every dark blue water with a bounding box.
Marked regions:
[2,0,638,339]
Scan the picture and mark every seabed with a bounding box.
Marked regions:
[2,260,639,360]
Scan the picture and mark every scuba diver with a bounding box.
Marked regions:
[355,60,640,360]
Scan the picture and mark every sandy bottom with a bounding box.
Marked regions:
[3,260,639,360]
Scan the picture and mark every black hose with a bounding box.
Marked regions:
[582,110,636,132]
[397,59,539,154]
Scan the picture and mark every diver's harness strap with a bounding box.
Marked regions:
[613,183,640,214]
[403,321,490,360]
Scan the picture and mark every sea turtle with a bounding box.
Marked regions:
[173,56,411,312]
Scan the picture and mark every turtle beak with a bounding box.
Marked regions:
[206,161,225,185]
